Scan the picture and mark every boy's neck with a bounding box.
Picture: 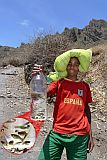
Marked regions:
[66,76,78,81]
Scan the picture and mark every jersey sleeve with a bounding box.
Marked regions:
[48,80,58,96]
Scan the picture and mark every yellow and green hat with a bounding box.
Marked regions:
[47,49,92,83]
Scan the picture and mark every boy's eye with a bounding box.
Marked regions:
[68,63,79,66]
[75,64,79,66]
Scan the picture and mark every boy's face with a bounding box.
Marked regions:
[67,57,80,77]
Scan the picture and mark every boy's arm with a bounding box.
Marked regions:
[47,80,58,97]
[85,103,91,124]
[85,104,94,153]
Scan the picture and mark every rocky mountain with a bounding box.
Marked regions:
[63,19,107,45]
[0,19,107,68]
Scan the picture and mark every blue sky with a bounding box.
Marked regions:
[0,0,107,47]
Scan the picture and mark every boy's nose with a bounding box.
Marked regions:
[70,65,74,69]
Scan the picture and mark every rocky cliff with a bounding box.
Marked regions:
[0,19,107,68]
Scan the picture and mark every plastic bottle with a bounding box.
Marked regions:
[30,64,47,120]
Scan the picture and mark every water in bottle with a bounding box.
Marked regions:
[30,65,47,120]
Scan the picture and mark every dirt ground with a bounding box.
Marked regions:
[0,66,107,160]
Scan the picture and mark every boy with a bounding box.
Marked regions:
[33,57,94,160]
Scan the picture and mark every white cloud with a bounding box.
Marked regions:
[19,19,30,26]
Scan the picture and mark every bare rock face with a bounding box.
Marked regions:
[81,19,107,43]
[63,19,107,44]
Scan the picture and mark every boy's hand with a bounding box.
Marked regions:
[88,135,94,153]
[31,64,42,76]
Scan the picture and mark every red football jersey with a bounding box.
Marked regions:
[48,78,92,135]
